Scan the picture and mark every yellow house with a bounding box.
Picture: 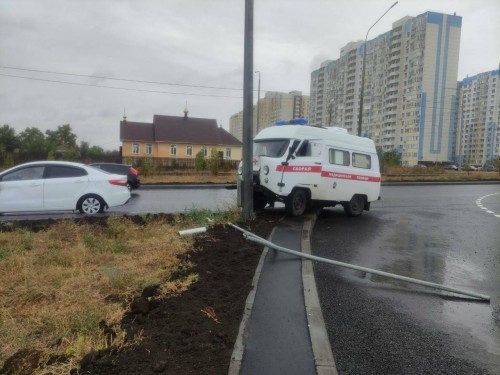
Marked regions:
[120,112,242,167]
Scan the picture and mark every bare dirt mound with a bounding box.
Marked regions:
[76,212,282,375]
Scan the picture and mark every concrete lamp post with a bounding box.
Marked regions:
[255,70,261,136]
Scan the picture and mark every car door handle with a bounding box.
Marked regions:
[29,182,42,187]
[314,162,322,165]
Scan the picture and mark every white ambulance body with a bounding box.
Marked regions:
[249,124,381,216]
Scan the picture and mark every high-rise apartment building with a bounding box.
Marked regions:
[456,70,500,165]
[229,110,245,143]
[310,12,462,166]
[230,91,309,141]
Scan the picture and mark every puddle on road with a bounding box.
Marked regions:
[357,217,500,370]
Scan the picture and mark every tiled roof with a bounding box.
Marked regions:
[120,115,241,146]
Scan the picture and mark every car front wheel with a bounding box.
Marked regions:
[285,189,308,216]
[78,194,105,215]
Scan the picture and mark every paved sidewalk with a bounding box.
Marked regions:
[229,214,337,375]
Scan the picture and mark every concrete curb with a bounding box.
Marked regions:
[228,227,277,375]
[302,212,338,375]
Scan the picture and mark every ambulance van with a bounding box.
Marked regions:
[241,124,381,217]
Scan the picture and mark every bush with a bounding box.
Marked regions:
[208,149,220,175]
[2,154,15,169]
[140,157,155,177]
[195,151,206,173]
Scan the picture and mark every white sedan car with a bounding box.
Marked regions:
[0,161,131,215]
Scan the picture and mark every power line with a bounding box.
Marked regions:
[0,73,243,99]
[0,65,243,91]
[0,65,311,96]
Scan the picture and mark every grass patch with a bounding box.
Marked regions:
[140,172,237,185]
[140,169,499,186]
[383,166,500,182]
[0,211,241,374]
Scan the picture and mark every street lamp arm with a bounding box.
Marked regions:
[357,1,398,137]
[365,1,398,42]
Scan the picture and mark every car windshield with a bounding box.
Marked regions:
[253,139,291,158]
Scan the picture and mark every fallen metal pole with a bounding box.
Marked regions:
[178,227,207,237]
[228,223,490,302]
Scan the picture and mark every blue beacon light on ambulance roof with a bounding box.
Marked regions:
[275,118,308,126]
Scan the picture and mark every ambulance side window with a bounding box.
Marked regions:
[296,141,311,157]
[329,149,350,166]
[352,153,371,169]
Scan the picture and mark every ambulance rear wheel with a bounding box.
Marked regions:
[344,195,364,217]
[286,189,308,216]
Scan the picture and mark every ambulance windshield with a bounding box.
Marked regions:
[253,139,290,158]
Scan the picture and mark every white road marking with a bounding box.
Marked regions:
[476,192,500,219]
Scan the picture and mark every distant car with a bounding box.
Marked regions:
[443,164,458,170]
[465,165,479,171]
[0,161,130,215]
[482,165,498,172]
[90,163,140,190]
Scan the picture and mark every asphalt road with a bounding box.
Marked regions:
[112,185,237,214]
[0,185,238,220]
[312,183,500,374]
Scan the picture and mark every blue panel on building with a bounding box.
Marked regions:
[427,12,444,25]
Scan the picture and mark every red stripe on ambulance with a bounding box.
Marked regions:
[276,165,322,173]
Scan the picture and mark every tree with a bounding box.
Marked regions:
[45,124,78,150]
[0,124,19,152]
[79,141,90,159]
[87,145,106,159]
[45,124,79,160]
[377,147,401,172]
[18,127,47,155]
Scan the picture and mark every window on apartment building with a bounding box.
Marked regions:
[225,148,231,158]
[132,144,139,154]
[186,145,193,157]
[201,146,208,157]
[170,145,177,156]
[145,144,152,155]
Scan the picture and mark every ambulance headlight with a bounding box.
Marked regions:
[263,165,269,175]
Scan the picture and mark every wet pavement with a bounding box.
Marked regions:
[312,183,500,374]
[0,186,238,220]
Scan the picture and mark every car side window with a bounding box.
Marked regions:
[111,166,126,174]
[1,166,45,181]
[46,166,87,178]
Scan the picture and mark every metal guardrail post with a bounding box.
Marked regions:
[228,223,490,302]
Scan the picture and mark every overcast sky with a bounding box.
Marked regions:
[1,0,498,150]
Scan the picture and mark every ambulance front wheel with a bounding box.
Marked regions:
[286,189,308,216]
[343,195,365,217]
